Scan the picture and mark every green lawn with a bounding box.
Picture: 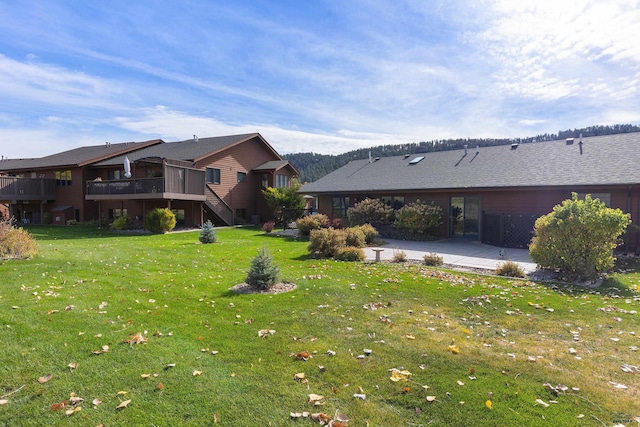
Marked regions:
[0,226,639,426]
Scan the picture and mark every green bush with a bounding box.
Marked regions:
[66,219,79,226]
[246,246,281,290]
[394,200,443,236]
[296,214,329,236]
[0,218,38,259]
[334,246,365,262]
[345,227,366,248]
[199,220,217,243]
[353,224,378,244]
[145,208,177,233]
[347,198,394,226]
[529,193,631,281]
[423,252,444,266]
[495,260,525,278]
[110,215,129,230]
[308,227,346,258]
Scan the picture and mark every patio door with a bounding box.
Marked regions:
[450,196,479,238]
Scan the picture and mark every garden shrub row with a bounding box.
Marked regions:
[307,224,377,259]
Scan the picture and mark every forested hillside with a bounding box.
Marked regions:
[284,124,640,183]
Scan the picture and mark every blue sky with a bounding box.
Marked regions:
[1,1,639,159]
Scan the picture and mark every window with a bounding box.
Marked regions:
[171,209,185,224]
[206,168,221,184]
[261,174,268,188]
[109,208,127,219]
[237,172,247,183]
[381,196,405,209]
[108,170,122,180]
[577,192,611,207]
[332,196,350,218]
[55,170,72,186]
[275,174,289,188]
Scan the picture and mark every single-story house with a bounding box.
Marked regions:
[0,133,298,227]
[299,132,640,250]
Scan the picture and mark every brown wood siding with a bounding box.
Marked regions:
[195,136,283,221]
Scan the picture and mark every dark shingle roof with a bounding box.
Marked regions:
[93,134,261,166]
[300,133,640,194]
[0,140,162,171]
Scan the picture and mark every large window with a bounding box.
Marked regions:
[206,168,221,184]
[275,174,289,188]
[332,196,350,218]
[55,170,72,186]
[237,172,247,183]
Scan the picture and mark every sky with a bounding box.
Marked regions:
[1,0,639,159]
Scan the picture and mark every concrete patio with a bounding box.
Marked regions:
[363,238,537,274]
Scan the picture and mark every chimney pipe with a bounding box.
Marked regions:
[193,135,198,143]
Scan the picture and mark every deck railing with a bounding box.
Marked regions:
[0,177,56,199]
[86,168,205,196]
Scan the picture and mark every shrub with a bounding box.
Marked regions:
[145,208,177,233]
[355,224,378,244]
[334,246,365,262]
[529,193,631,281]
[110,215,129,230]
[296,214,329,236]
[262,221,275,233]
[423,252,444,266]
[345,227,366,248]
[246,246,281,290]
[495,260,525,278]
[308,227,346,258]
[394,200,443,236]
[261,180,306,223]
[347,198,394,226]
[199,220,217,243]
[0,218,38,259]
[329,218,344,229]
[392,247,407,263]
[66,219,79,226]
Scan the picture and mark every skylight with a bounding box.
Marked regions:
[409,156,425,165]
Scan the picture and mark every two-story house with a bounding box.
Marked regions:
[0,133,298,227]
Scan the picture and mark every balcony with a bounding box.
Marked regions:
[86,168,206,201]
[0,177,56,201]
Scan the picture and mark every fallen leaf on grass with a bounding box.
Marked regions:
[535,398,550,407]
[609,381,628,389]
[294,372,306,381]
[353,393,366,400]
[0,400,8,405]
[125,332,147,345]
[38,374,53,383]
[67,362,78,370]
[258,329,276,338]
[308,394,325,405]
[426,396,436,402]
[485,400,492,410]
[193,370,203,376]
[311,413,331,423]
[92,399,102,407]
[116,399,131,409]
[65,406,81,415]
[296,351,311,361]
[389,368,412,382]
[140,374,151,379]
[447,344,460,354]
[50,401,66,411]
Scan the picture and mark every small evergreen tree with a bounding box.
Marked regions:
[246,246,281,290]
[199,220,217,243]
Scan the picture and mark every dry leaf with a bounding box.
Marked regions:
[353,393,366,400]
[125,332,147,345]
[213,413,220,423]
[92,399,102,406]
[141,374,151,379]
[116,399,131,409]
[67,362,78,370]
[296,351,311,361]
[65,407,81,415]
[311,413,331,423]
[294,372,306,381]
[193,370,203,376]
[426,396,436,402]
[486,399,492,410]
[0,400,8,406]
[50,401,66,411]
[117,391,128,395]
[535,398,550,407]
[308,394,324,405]
[157,382,164,390]
[38,374,53,384]
[389,368,412,382]
[447,344,460,354]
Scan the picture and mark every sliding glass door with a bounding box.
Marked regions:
[450,196,479,238]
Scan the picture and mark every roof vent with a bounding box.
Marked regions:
[510,143,518,150]
[404,154,410,158]
[566,137,574,145]
[464,144,468,155]
[374,157,380,161]
[193,135,198,143]
[409,156,425,165]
